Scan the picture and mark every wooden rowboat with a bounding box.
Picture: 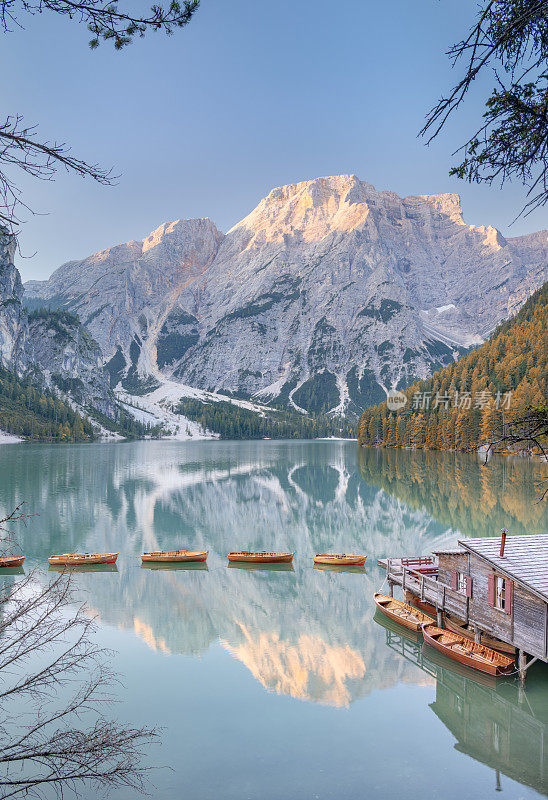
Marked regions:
[0,555,25,568]
[443,614,516,656]
[405,591,437,617]
[421,639,499,688]
[227,551,294,564]
[374,592,435,631]
[48,552,118,566]
[373,609,421,644]
[422,624,514,676]
[141,550,208,564]
[314,553,367,566]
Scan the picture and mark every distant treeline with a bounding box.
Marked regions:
[0,364,161,442]
[27,308,80,326]
[176,398,356,440]
[0,366,94,442]
[358,282,548,451]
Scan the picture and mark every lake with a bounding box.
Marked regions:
[1,440,547,799]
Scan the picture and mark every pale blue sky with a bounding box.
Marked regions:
[3,0,546,281]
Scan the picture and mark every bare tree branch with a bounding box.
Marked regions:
[421,0,548,216]
[0,1,199,234]
[0,515,157,799]
[0,502,34,555]
[0,114,116,235]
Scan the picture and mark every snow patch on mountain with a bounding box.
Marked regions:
[0,430,23,444]
[115,378,277,439]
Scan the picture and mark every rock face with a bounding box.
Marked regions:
[25,218,223,393]
[24,176,548,414]
[28,311,117,418]
[0,230,30,374]
[0,228,117,420]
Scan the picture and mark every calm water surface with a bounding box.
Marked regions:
[1,440,548,800]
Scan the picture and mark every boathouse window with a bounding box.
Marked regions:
[494,576,505,610]
[451,570,472,596]
[492,721,501,754]
[488,574,512,614]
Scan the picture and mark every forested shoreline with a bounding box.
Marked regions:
[358,283,548,452]
[175,398,356,440]
[0,364,160,442]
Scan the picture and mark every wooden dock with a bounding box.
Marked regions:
[382,558,468,623]
[380,535,548,683]
[378,556,438,575]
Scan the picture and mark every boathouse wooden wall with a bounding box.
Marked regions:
[467,554,513,643]
[437,552,548,660]
[437,553,469,587]
[513,585,546,658]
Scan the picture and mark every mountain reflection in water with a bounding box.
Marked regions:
[0,440,547,794]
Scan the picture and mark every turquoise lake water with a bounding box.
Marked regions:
[1,440,547,799]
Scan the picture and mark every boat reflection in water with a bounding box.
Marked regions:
[140,562,209,571]
[378,615,548,796]
[227,561,295,572]
[47,563,119,574]
[313,563,366,573]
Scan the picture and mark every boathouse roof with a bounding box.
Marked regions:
[459,534,548,603]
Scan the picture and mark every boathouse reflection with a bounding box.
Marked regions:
[380,621,548,796]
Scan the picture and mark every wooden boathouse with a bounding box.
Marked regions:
[383,533,548,682]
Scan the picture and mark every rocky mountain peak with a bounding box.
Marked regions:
[229,174,374,247]
[0,228,118,429]
[415,192,464,224]
[0,228,29,374]
[141,217,222,256]
[472,224,507,251]
[22,176,548,417]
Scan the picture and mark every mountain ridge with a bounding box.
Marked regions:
[23,175,548,416]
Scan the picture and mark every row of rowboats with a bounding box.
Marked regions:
[374,593,515,677]
[1,552,514,679]
[0,551,368,567]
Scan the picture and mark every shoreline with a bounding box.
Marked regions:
[0,430,23,444]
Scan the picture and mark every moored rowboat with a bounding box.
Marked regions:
[374,592,435,632]
[405,591,437,617]
[443,614,516,656]
[227,551,294,564]
[422,624,514,676]
[314,553,367,566]
[141,550,208,563]
[0,555,25,568]
[48,552,118,566]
